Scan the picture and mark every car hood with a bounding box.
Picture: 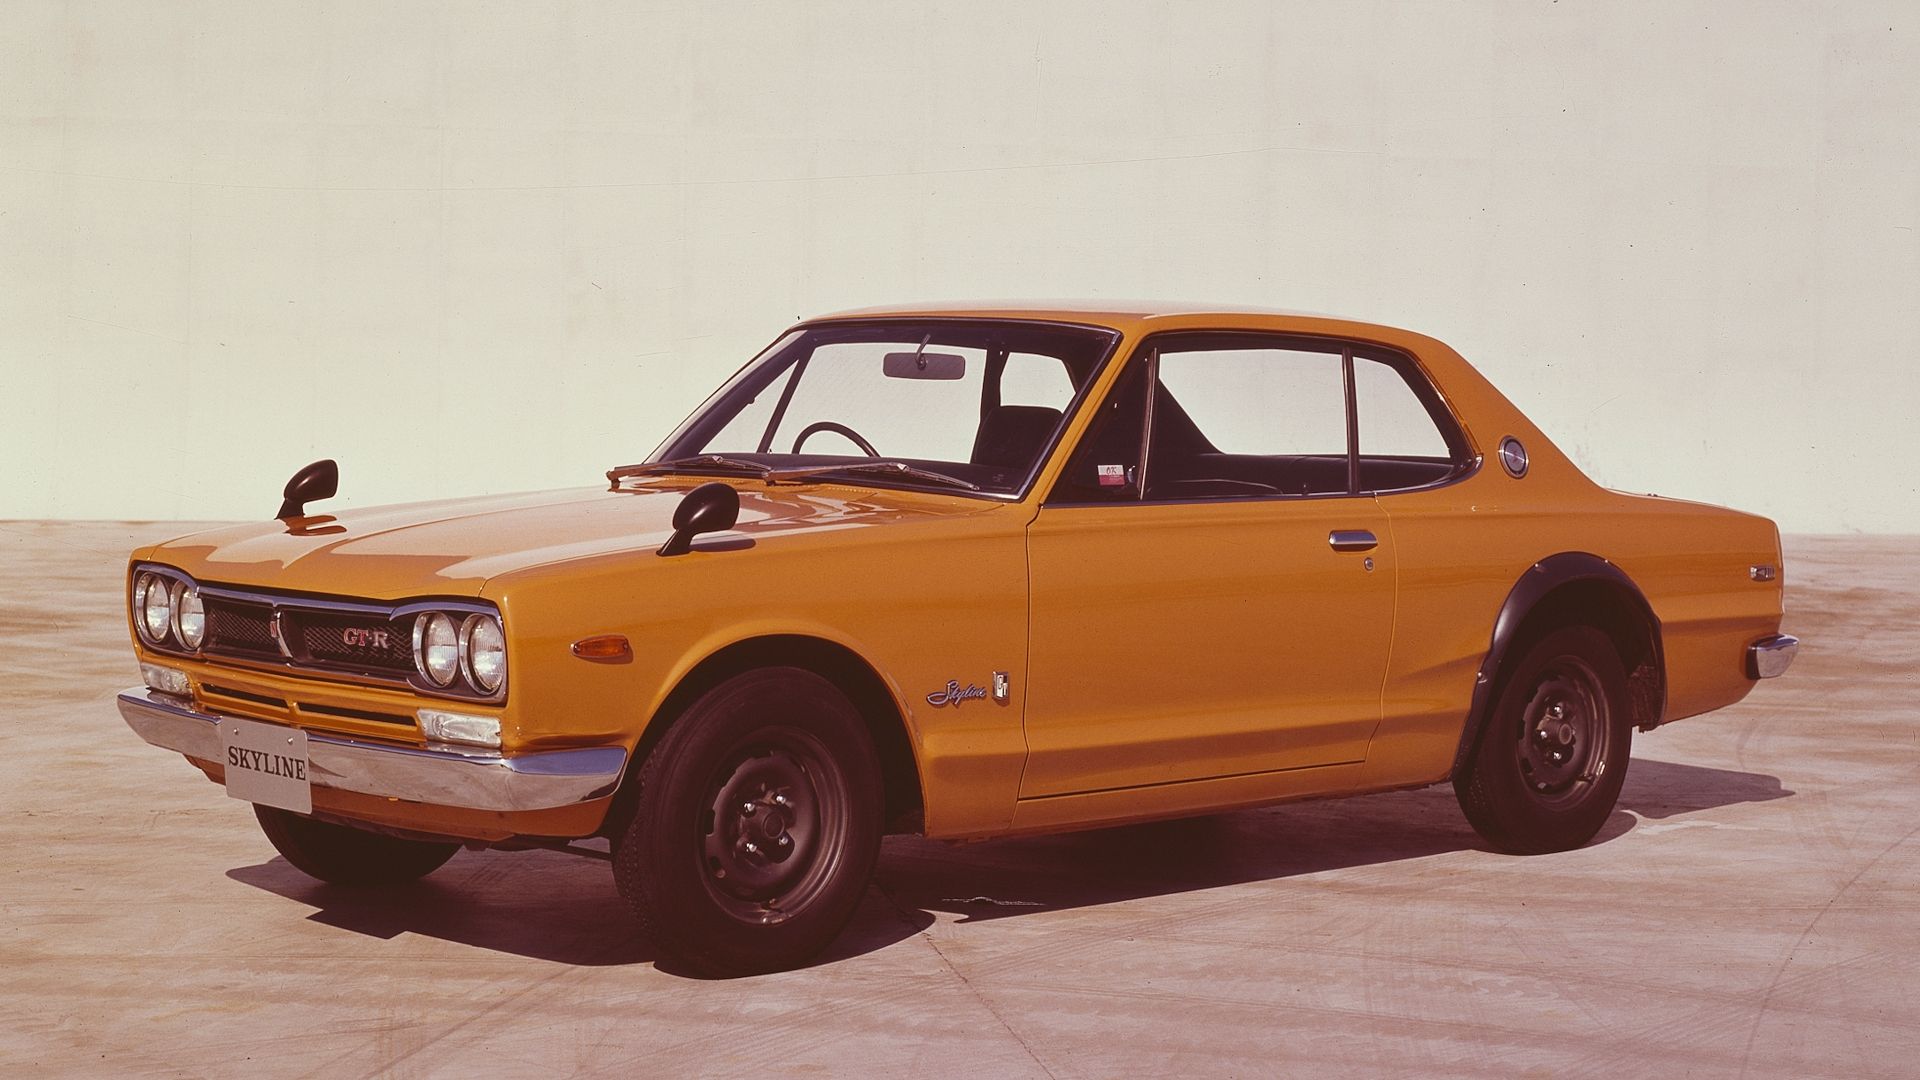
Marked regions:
[142,482,1000,599]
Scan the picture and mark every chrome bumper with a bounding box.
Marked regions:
[117,687,627,813]
[1747,634,1799,680]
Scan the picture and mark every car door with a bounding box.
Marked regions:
[1020,334,1398,798]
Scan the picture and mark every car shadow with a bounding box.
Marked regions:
[225,845,934,971]
[223,756,1784,969]
[872,755,1792,924]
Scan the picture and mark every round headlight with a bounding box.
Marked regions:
[132,574,153,639]
[172,581,207,650]
[140,573,174,644]
[415,612,460,687]
[461,615,506,694]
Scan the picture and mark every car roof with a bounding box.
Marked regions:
[805,299,1415,338]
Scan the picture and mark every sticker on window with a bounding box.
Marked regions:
[1096,464,1127,487]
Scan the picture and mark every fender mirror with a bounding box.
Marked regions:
[659,482,740,557]
[276,459,339,520]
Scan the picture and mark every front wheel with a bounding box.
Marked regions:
[1454,625,1633,854]
[613,668,883,977]
[254,805,459,885]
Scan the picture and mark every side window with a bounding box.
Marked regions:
[1354,356,1460,493]
[1155,347,1346,457]
[1148,345,1349,498]
[1051,334,1466,505]
[1054,342,1350,503]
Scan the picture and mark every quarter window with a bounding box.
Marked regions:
[1355,357,1451,459]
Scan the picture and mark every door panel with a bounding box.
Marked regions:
[1021,497,1394,797]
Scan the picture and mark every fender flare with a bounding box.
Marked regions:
[1449,552,1666,778]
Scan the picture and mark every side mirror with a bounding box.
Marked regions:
[276,459,339,520]
[658,482,740,557]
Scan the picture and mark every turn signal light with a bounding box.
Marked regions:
[417,709,502,749]
[570,635,633,663]
[141,662,190,697]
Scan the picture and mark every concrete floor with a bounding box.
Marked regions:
[2,522,1915,1078]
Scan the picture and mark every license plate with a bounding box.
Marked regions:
[219,718,312,815]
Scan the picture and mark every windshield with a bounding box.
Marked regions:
[644,319,1120,496]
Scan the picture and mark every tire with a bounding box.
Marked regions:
[254,805,459,885]
[1454,625,1633,854]
[613,667,883,977]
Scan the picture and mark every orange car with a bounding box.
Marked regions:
[120,303,1797,975]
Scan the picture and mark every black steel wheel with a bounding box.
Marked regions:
[1454,625,1632,854]
[253,805,459,885]
[613,668,882,976]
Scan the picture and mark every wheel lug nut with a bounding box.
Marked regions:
[772,794,793,809]
[740,801,756,817]
[777,835,791,848]
[743,841,760,856]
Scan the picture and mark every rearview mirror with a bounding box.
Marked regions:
[883,351,966,380]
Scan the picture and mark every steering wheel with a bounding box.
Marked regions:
[790,421,880,457]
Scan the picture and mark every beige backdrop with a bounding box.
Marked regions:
[2,1,1914,531]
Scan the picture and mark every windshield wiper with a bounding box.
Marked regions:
[762,460,980,492]
[607,455,773,485]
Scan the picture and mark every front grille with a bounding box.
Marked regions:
[198,594,417,679]
[206,599,278,656]
[152,573,500,703]
[290,610,416,675]
[301,702,414,727]
[201,684,288,710]
[200,683,414,730]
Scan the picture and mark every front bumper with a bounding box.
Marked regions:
[117,687,627,813]
[1747,634,1800,680]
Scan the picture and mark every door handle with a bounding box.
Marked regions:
[1328,530,1378,553]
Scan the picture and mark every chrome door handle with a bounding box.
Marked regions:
[1328,530,1378,552]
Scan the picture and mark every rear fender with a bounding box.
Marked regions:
[1450,552,1666,777]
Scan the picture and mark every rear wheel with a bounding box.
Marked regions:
[613,668,883,977]
[1454,625,1632,854]
[254,805,458,885]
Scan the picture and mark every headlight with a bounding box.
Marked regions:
[172,580,206,650]
[414,612,460,687]
[461,614,507,694]
[137,572,174,644]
